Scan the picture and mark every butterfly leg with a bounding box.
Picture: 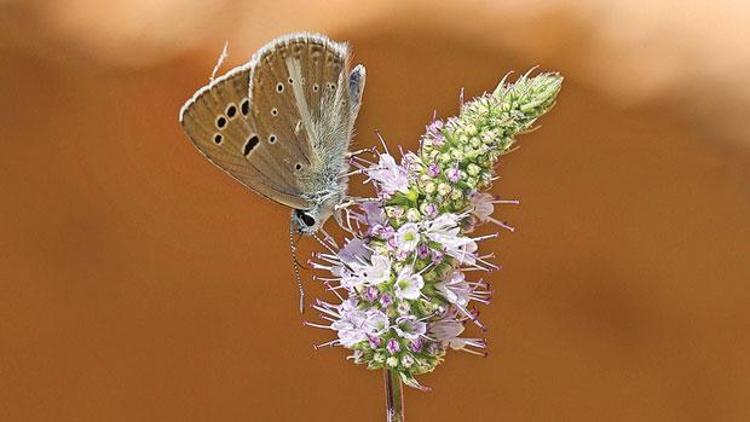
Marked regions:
[338,168,365,179]
[345,147,378,170]
[345,146,377,158]
[333,207,358,235]
[332,197,373,235]
[334,196,370,210]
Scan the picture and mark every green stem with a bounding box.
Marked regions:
[384,369,404,421]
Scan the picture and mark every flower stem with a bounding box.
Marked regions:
[384,369,404,421]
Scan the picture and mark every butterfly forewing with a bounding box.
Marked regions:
[179,64,312,209]
[179,33,359,225]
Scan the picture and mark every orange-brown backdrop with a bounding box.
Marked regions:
[1,1,749,420]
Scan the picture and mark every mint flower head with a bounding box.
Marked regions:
[307,70,562,390]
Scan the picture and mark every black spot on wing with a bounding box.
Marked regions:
[216,116,227,129]
[243,135,259,156]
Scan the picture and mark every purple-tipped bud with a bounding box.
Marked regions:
[368,335,382,349]
[424,203,438,219]
[386,338,401,354]
[426,120,446,146]
[409,338,423,353]
[431,249,445,264]
[364,286,379,302]
[417,243,430,260]
[427,163,441,177]
[447,164,461,183]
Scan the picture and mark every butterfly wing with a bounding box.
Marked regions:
[179,33,356,211]
[348,64,366,127]
[248,33,353,200]
[179,63,312,209]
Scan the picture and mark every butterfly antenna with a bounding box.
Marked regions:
[209,41,229,82]
[294,232,311,269]
[289,219,305,314]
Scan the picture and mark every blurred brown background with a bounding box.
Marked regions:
[1,1,749,420]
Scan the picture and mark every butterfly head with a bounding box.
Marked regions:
[292,179,347,234]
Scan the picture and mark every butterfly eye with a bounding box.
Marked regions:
[276,83,284,93]
[240,99,250,116]
[213,133,223,144]
[301,214,315,227]
[288,77,294,84]
[269,134,277,144]
[295,163,302,171]
[313,84,319,92]
[271,108,278,116]
[295,210,316,228]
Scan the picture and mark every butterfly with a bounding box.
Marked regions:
[179,33,365,236]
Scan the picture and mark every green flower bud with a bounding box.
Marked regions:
[405,208,421,222]
[401,354,415,368]
[423,181,436,194]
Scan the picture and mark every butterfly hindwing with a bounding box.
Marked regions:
[348,64,366,127]
[248,34,353,198]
